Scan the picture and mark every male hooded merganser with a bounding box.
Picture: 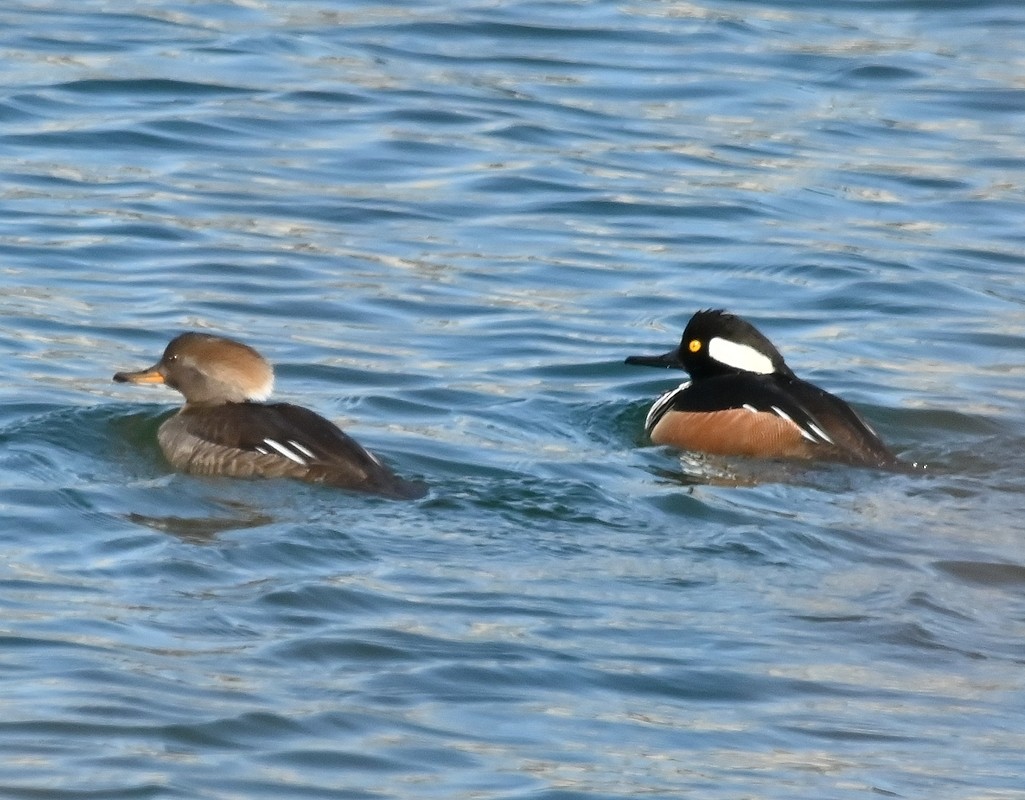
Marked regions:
[113,332,426,499]
[625,310,900,469]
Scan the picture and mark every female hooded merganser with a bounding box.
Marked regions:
[114,332,426,499]
[625,310,900,469]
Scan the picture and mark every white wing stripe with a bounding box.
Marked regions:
[288,440,317,459]
[806,422,835,445]
[771,405,817,443]
[262,438,308,465]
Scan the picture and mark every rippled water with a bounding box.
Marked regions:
[2,1,1025,797]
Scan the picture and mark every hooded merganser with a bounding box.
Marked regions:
[625,310,900,469]
[113,332,426,499]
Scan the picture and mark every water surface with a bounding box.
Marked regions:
[2,1,1025,797]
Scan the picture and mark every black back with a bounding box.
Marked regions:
[179,401,426,499]
[666,373,899,468]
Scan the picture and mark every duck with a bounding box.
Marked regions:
[625,310,900,468]
[113,332,426,499]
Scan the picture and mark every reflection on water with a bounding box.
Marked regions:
[126,502,276,543]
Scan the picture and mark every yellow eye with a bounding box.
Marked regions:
[688,339,702,353]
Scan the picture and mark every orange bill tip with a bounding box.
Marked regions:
[113,367,165,385]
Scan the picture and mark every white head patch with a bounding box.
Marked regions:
[707,336,775,374]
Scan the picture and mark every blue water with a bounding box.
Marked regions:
[2,1,1025,797]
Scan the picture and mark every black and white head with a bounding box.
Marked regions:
[625,309,794,381]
